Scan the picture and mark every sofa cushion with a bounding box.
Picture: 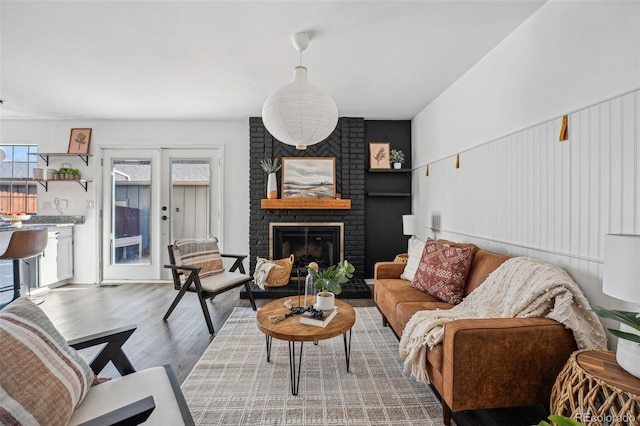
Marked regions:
[464,249,510,295]
[0,298,94,426]
[68,365,187,426]
[400,236,426,281]
[411,239,474,304]
[174,238,224,277]
[396,301,453,335]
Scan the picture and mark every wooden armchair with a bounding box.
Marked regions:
[0,297,195,425]
[163,239,257,335]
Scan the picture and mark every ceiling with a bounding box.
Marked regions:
[0,0,545,121]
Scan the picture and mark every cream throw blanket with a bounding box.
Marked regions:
[254,257,277,290]
[399,257,607,384]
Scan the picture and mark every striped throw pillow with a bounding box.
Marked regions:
[174,238,225,277]
[0,298,94,425]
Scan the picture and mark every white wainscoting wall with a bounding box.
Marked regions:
[413,90,639,337]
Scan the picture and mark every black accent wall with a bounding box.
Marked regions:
[249,117,366,279]
[364,120,412,277]
[249,117,411,279]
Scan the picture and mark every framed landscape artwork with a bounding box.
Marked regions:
[369,142,391,169]
[68,128,92,154]
[282,157,336,198]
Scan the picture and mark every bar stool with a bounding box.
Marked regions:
[0,228,48,305]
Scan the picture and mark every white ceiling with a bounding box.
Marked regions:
[0,0,545,121]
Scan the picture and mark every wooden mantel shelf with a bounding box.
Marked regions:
[261,198,351,210]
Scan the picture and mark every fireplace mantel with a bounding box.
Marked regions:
[261,198,351,210]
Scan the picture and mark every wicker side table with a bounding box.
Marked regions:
[550,350,640,425]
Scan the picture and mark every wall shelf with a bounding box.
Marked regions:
[368,169,411,173]
[34,179,92,192]
[30,153,92,166]
[261,198,351,210]
[367,192,411,197]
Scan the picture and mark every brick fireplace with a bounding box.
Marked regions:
[248,117,365,282]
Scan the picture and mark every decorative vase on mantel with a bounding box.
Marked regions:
[266,173,277,199]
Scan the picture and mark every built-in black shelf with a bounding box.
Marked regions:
[367,192,411,197]
[367,169,411,173]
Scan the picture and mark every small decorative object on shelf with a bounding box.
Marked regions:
[307,260,355,311]
[390,149,405,169]
[260,158,281,199]
[67,128,92,154]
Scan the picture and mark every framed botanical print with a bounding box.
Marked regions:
[369,142,391,169]
[68,128,92,154]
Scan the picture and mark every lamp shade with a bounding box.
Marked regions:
[262,66,338,150]
[602,234,640,303]
[402,215,423,236]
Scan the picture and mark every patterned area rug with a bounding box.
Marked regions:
[181,306,448,425]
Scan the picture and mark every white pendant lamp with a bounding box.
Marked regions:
[262,33,338,150]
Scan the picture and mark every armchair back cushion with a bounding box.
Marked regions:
[173,238,224,277]
[0,298,94,426]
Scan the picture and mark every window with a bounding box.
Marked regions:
[0,145,38,214]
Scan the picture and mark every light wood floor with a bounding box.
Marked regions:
[37,282,547,426]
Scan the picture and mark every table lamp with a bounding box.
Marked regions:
[602,233,640,378]
[402,215,424,237]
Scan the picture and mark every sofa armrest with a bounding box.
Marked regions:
[76,396,155,426]
[374,261,406,280]
[439,318,577,411]
[68,324,137,376]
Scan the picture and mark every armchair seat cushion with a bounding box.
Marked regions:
[198,271,252,293]
[68,366,186,426]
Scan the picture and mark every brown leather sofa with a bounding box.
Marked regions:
[374,239,577,425]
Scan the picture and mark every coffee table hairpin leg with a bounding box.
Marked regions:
[266,335,273,362]
[288,341,304,395]
[343,330,352,372]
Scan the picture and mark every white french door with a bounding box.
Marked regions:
[101,148,221,282]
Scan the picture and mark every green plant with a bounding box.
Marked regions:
[260,158,282,174]
[58,167,72,174]
[390,149,405,164]
[69,168,80,175]
[307,260,355,296]
[535,414,585,426]
[592,307,640,345]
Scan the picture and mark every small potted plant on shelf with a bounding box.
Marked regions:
[390,149,405,169]
[260,158,282,199]
[69,168,81,180]
[307,260,355,310]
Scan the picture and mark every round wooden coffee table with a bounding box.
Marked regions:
[256,296,356,395]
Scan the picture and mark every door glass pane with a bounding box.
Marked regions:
[171,160,210,240]
[111,160,151,265]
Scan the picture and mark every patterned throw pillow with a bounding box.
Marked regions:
[411,239,474,304]
[0,298,95,425]
[174,238,225,277]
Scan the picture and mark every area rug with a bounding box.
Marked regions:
[181,306,448,425]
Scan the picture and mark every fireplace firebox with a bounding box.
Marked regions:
[270,222,344,271]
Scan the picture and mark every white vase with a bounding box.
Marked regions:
[616,324,640,379]
[316,292,335,310]
[266,173,277,199]
[393,162,401,169]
